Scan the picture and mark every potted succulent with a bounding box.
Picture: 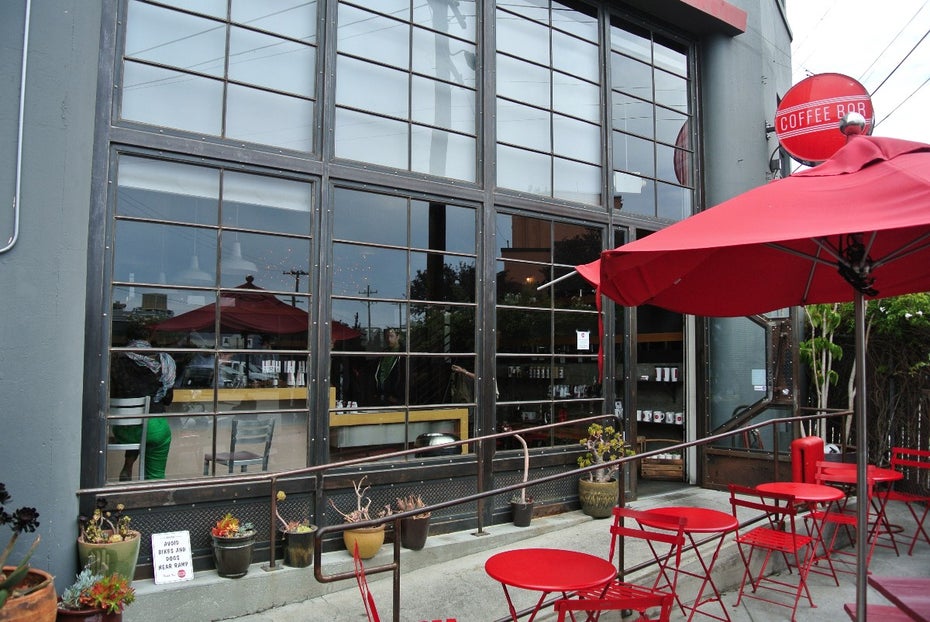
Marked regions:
[274,491,317,568]
[77,500,141,581]
[328,476,391,559]
[395,494,430,550]
[0,483,57,622]
[509,434,533,527]
[57,557,135,621]
[210,513,257,578]
[577,423,634,518]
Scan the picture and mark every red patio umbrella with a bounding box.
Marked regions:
[579,134,930,619]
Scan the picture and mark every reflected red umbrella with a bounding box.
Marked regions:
[577,134,930,619]
[155,276,360,341]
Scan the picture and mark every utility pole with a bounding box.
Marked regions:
[359,284,377,339]
[283,269,309,306]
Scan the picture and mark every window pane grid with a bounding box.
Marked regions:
[121,0,318,152]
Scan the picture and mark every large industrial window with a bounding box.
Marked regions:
[495,213,603,449]
[609,18,694,221]
[120,0,319,153]
[333,1,478,182]
[108,154,314,480]
[329,186,478,460]
[495,0,602,205]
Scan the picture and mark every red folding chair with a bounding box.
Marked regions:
[554,594,674,622]
[570,506,685,622]
[886,446,930,555]
[809,460,891,581]
[728,484,815,622]
[353,543,457,622]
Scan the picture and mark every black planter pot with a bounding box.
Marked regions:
[511,500,534,527]
[281,527,317,568]
[400,516,430,550]
[212,532,256,578]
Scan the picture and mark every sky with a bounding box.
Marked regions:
[786,1,930,146]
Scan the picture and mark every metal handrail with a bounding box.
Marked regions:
[78,408,853,622]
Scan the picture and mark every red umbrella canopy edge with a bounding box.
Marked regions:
[593,136,930,317]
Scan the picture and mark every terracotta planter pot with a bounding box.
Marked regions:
[211,532,256,578]
[343,525,385,559]
[400,516,430,550]
[0,566,57,622]
[281,526,317,568]
[578,477,619,519]
[56,606,122,621]
[77,531,141,580]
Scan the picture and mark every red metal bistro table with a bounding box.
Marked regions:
[485,548,616,621]
[639,506,738,622]
[756,481,846,588]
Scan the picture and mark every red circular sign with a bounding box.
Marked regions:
[775,73,874,165]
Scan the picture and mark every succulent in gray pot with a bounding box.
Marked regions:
[210,513,256,578]
[57,556,135,621]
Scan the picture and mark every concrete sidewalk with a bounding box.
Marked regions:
[218,485,929,622]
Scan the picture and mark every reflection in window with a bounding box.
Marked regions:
[109,155,313,480]
[496,212,603,447]
[121,0,318,152]
[334,2,478,182]
[496,1,601,205]
[610,18,694,221]
[330,187,478,460]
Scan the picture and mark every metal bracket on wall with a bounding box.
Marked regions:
[2,0,30,255]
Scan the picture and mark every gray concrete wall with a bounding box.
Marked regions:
[701,0,793,206]
[0,0,102,590]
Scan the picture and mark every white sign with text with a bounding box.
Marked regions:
[152,531,194,585]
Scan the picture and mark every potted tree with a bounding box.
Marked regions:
[77,500,140,581]
[509,434,533,527]
[274,491,317,568]
[577,423,633,518]
[0,483,57,622]
[210,513,257,578]
[328,476,391,559]
[395,494,430,550]
[56,557,135,621]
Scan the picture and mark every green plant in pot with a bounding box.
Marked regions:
[57,556,135,621]
[77,499,141,581]
[0,482,57,622]
[210,513,257,578]
[274,491,317,568]
[509,434,533,527]
[328,476,391,559]
[395,494,431,550]
[577,423,634,518]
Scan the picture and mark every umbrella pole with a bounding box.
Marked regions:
[854,290,868,621]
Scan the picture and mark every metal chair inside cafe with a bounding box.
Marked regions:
[885,446,930,555]
[570,506,685,622]
[352,543,457,622]
[107,396,151,481]
[728,484,816,621]
[203,417,276,475]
